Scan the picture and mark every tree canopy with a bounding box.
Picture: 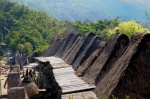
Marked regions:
[108,20,149,38]
[0,0,66,55]
[70,17,119,40]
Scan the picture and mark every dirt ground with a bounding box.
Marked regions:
[1,60,9,99]
[1,73,8,99]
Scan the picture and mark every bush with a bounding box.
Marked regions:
[108,20,149,38]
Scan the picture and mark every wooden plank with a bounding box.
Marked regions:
[62,91,97,99]
[52,66,96,93]
[51,63,70,68]
[55,78,85,84]
[34,57,48,62]
[35,57,70,68]
[59,82,87,87]
[53,67,74,73]
[37,56,96,95]
[62,83,95,93]
[54,71,75,76]
[23,63,38,68]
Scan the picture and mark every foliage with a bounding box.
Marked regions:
[108,20,149,38]
[1,0,149,56]
[125,95,130,99]
[112,95,118,99]
[0,0,66,56]
[71,17,119,40]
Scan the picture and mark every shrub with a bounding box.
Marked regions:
[108,20,149,38]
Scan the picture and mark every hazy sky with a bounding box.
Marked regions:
[123,0,150,7]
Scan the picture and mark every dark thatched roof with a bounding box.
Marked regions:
[7,72,21,88]
[82,33,129,85]
[20,82,39,97]
[95,33,150,99]
[8,87,29,99]
[42,38,64,57]
[72,36,102,70]
[65,32,95,65]
[55,33,75,57]
[61,34,81,59]
[63,36,83,61]
[75,49,102,77]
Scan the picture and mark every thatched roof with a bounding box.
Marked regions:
[10,60,20,73]
[63,36,83,61]
[94,33,150,99]
[42,38,64,57]
[82,33,129,85]
[65,32,95,65]
[72,36,102,70]
[13,50,21,64]
[61,34,81,59]
[8,87,29,99]
[12,50,27,67]
[23,57,30,66]
[7,72,21,88]
[20,82,39,97]
[55,33,75,57]
[75,49,102,77]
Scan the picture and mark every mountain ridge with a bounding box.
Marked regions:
[9,0,150,22]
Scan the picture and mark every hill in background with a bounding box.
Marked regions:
[9,0,150,22]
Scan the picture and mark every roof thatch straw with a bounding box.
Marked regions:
[61,34,80,59]
[8,87,29,99]
[20,69,39,97]
[23,57,30,66]
[95,33,150,99]
[63,36,82,61]
[49,38,64,56]
[42,38,64,57]
[55,33,75,57]
[7,72,21,88]
[76,41,106,77]
[75,49,102,77]
[20,82,39,98]
[82,33,129,85]
[10,60,20,73]
[13,50,27,65]
[41,38,55,57]
[13,50,21,64]
[65,33,95,65]
[72,36,102,70]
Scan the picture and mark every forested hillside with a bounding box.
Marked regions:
[0,0,149,56]
[9,0,150,22]
[0,0,66,55]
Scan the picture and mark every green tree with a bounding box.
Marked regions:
[23,42,33,56]
[17,44,24,52]
[0,0,66,56]
[71,17,119,40]
[108,20,149,38]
